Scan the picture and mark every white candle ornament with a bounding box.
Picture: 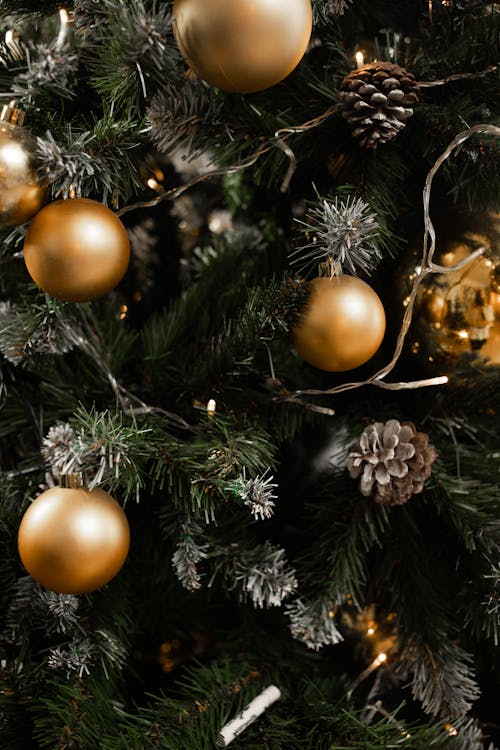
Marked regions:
[216,685,281,747]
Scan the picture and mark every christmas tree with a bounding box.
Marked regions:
[0,1,499,748]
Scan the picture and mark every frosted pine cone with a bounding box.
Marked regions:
[347,420,436,505]
[339,62,419,148]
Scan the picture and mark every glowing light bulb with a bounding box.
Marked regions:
[56,8,70,49]
[355,51,364,69]
[147,177,162,191]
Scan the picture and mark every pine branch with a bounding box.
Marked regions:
[172,520,209,592]
[147,79,223,158]
[398,637,481,719]
[12,41,78,101]
[226,471,278,521]
[3,576,79,644]
[222,541,298,609]
[292,193,383,276]
[286,595,344,650]
[0,0,58,13]
[36,109,144,204]
[29,674,123,749]
[297,480,392,608]
[42,406,153,500]
[313,0,354,23]
[0,299,77,366]
[88,0,180,110]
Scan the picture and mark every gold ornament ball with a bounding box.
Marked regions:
[18,487,130,594]
[421,291,448,326]
[0,121,46,227]
[292,275,386,372]
[173,0,312,93]
[491,264,500,295]
[400,216,500,368]
[23,198,130,302]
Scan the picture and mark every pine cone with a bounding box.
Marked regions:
[347,420,436,506]
[339,62,419,148]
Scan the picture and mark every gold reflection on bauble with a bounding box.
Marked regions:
[173,0,312,93]
[0,122,46,227]
[401,218,500,367]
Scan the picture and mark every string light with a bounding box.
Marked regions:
[118,305,128,321]
[56,8,70,50]
[146,177,162,192]
[355,51,365,69]
[206,399,217,416]
[347,652,388,699]
[113,114,497,410]
[444,723,458,736]
[208,209,232,235]
[362,700,412,739]
[285,125,500,407]
[372,376,449,390]
[145,166,165,192]
[117,69,496,221]
[117,104,341,218]
[71,307,192,432]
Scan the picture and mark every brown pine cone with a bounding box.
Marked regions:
[339,62,419,148]
[347,420,436,506]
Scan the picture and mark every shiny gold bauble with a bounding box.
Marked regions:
[173,0,312,93]
[292,275,386,372]
[18,487,130,594]
[491,263,500,295]
[400,217,500,367]
[420,291,448,325]
[23,198,130,302]
[0,121,46,227]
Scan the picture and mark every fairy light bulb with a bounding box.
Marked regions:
[355,51,364,69]
[56,8,70,49]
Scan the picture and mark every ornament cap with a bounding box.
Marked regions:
[317,256,342,279]
[1,99,26,127]
[60,472,84,489]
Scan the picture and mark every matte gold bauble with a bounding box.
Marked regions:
[0,120,46,227]
[292,275,386,372]
[400,215,500,368]
[173,0,312,93]
[23,198,130,302]
[18,487,130,594]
